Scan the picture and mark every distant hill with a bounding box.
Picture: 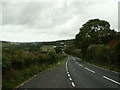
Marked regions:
[2,39,74,47]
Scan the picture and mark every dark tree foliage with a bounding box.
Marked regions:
[74,19,117,56]
[54,46,62,54]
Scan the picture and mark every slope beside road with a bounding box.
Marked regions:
[18,55,120,88]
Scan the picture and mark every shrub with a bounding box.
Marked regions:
[54,46,62,54]
[85,44,110,64]
[2,54,12,70]
[48,50,58,63]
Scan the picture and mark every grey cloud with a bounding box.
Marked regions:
[2,2,48,25]
[1,1,118,42]
[2,2,89,28]
[0,3,2,26]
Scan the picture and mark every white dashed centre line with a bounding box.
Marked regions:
[72,57,76,61]
[68,74,70,77]
[69,78,72,81]
[66,59,76,88]
[71,82,75,87]
[85,67,95,73]
[103,76,120,85]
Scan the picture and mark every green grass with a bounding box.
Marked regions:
[40,45,55,51]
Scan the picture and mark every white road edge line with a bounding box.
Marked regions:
[72,57,76,61]
[79,64,83,67]
[66,61,68,72]
[71,82,75,87]
[103,76,120,85]
[76,62,78,64]
[66,61,67,69]
[72,57,83,67]
[85,67,95,73]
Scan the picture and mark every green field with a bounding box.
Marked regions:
[40,45,55,51]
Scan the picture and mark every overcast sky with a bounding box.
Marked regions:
[0,0,119,42]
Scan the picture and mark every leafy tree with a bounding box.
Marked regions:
[74,19,117,57]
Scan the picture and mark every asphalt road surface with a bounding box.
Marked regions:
[19,55,120,88]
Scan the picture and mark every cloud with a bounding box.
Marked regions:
[0,3,2,26]
[0,0,119,42]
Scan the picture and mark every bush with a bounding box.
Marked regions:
[85,44,110,64]
[54,46,62,54]
[2,54,12,70]
[2,44,68,88]
[97,46,110,64]
[48,50,58,63]
[110,41,120,68]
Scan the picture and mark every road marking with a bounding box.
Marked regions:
[103,76,120,85]
[85,67,95,73]
[79,64,83,67]
[69,78,72,81]
[72,57,76,61]
[72,57,83,68]
[66,62,67,68]
[71,82,75,87]
[76,62,78,64]
[68,74,70,77]
[66,68,68,72]
[86,62,120,74]
[111,71,119,74]
[66,59,76,88]
[66,61,68,71]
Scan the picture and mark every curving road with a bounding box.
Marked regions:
[19,55,120,88]
[67,55,120,88]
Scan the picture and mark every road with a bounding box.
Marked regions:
[67,55,120,88]
[19,55,120,88]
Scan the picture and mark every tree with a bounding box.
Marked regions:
[74,19,117,57]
